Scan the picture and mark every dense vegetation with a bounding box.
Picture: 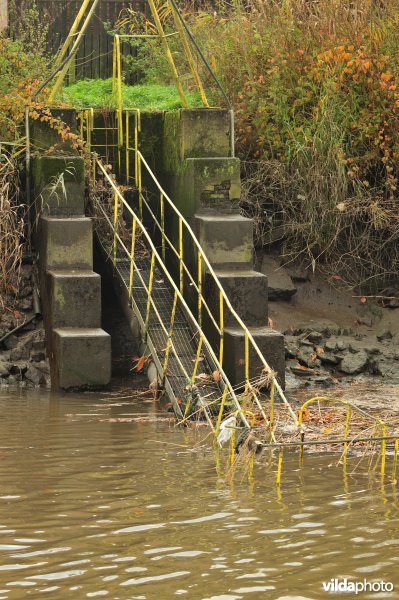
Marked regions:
[120,0,399,289]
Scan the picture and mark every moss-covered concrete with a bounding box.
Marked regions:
[47,270,101,328]
[32,156,85,216]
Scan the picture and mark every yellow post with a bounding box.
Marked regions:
[138,153,142,219]
[125,110,130,183]
[179,217,184,294]
[219,290,224,367]
[53,0,93,68]
[191,335,203,383]
[392,439,399,481]
[244,331,250,388]
[214,385,228,445]
[198,251,202,327]
[144,251,156,335]
[160,192,166,263]
[147,0,188,108]
[343,405,351,465]
[48,0,100,102]
[128,219,137,298]
[113,190,119,265]
[169,1,209,107]
[276,449,283,485]
[381,423,387,477]
[269,380,275,437]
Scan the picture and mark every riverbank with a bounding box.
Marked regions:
[258,251,399,390]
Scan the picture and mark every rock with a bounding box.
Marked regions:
[290,363,314,376]
[17,298,33,312]
[0,361,11,377]
[259,256,297,301]
[318,352,341,365]
[31,352,46,363]
[337,340,349,351]
[340,350,368,375]
[284,266,310,283]
[24,366,44,386]
[292,321,340,337]
[297,346,318,368]
[299,339,313,347]
[32,340,46,352]
[10,343,30,361]
[387,297,399,308]
[285,339,298,359]
[307,330,323,344]
[325,338,338,352]
[377,330,393,342]
[3,335,19,350]
[313,376,335,387]
[34,361,50,375]
[18,286,33,299]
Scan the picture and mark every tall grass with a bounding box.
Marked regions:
[180,0,399,288]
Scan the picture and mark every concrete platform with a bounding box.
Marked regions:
[222,327,285,388]
[38,216,93,271]
[47,270,101,328]
[52,328,111,389]
[205,269,268,327]
[195,214,253,268]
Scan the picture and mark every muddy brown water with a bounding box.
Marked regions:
[0,388,398,599]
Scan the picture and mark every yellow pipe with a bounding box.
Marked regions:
[144,251,156,334]
[147,0,188,108]
[53,0,93,68]
[219,290,224,367]
[128,219,137,298]
[169,1,209,107]
[48,0,100,102]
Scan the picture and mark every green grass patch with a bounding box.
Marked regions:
[61,78,202,110]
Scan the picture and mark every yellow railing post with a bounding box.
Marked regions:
[219,290,224,367]
[138,153,142,219]
[128,218,137,299]
[276,449,283,485]
[269,380,275,434]
[160,192,166,263]
[168,0,209,107]
[198,251,202,328]
[381,422,387,477]
[178,216,184,294]
[113,190,119,265]
[343,405,351,465]
[244,331,250,388]
[147,0,188,108]
[392,439,399,481]
[144,251,156,336]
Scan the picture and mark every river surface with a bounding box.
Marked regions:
[0,388,398,599]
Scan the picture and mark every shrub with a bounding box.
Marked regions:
[184,0,399,288]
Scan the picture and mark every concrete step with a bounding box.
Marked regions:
[47,270,101,328]
[52,328,111,389]
[38,216,93,271]
[33,156,85,216]
[222,326,285,388]
[195,214,253,268]
[204,269,268,327]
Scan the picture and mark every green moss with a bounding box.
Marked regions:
[60,79,202,110]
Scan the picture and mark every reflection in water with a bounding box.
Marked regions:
[0,388,397,598]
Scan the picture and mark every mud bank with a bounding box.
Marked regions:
[259,253,399,389]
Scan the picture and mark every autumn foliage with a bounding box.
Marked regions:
[186,0,399,287]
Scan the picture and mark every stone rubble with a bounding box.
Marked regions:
[0,262,50,388]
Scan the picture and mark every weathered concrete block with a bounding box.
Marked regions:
[29,108,77,153]
[163,109,232,171]
[47,270,101,328]
[162,158,240,220]
[32,156,85,216]
[195,214,253,268]
[205,269,268,327]
[223,327,285,388]
[38,216,93,271]
[259,256,297,301]
[52,328,111,389]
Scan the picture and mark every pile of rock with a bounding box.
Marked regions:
[0,262,50,387]
[285,322,399,386]
[0,327,50,386]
